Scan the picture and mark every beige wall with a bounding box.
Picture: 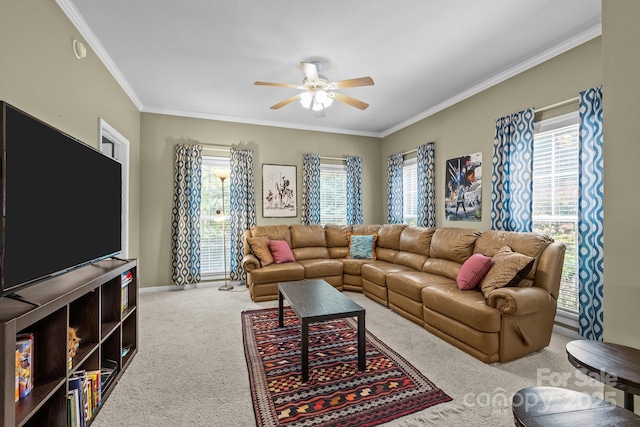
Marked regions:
[140,113,381,287]
[0,1,141,260]
[381,37,602,230]
[602,0,640,348]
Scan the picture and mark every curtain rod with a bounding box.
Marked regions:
[200,143,231,153]
[320,156,347,161]
[403,148,417,156]
[536,96,580,113]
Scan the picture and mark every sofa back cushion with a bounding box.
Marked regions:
[399,226,435,255]
[290,225,326,248]
[474,230,553,284]
[370,224,403,262]
[429,227,480,264]
[377,224,406,250]
[352,224,381,236]
[250,225,292,247]
[393,226,435,270]
[325,224,352,247]
[290,224,329,260]
[325,224,352,258]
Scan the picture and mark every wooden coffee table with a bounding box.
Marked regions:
[278,279,366,382]
[566,340,640,411]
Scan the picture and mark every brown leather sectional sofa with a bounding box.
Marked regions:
[241,223,566,363]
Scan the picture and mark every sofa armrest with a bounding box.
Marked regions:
[486,287,555,315]
[242,254,261,272]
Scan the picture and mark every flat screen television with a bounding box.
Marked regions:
[0,101,122,299]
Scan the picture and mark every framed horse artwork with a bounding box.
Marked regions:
[262,164,297,217]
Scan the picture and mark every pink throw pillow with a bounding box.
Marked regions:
[457,253,494,290]
[268,240,295,264]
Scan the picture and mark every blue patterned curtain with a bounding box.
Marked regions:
[346,156,363,225]
[229,148,257,281]
[171,144,202,286]
[417,142,436,227]
[490,108,535,232]
[301,154,321,225]
[387,152,403,223]
[577,87,604,340]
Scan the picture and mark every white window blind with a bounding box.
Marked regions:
[533,112,579,313]
[200,156,231,277]
[403,158,418,225]
[320,163,347,224]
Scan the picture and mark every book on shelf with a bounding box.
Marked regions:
[86,369,102,410]
[16,332,34,399]
[121,270,132,312]
[121,270,133,286]
[68,375,85,427]
[67,389,81,427]
[15,349,19,402]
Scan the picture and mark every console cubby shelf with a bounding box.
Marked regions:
[0,258,138,427]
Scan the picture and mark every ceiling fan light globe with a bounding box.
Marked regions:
[312,100,324,111]
[315,89,328,103]
[299,91,312,109]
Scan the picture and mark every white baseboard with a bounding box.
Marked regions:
[553,323,582,340]
[140,280,245,293]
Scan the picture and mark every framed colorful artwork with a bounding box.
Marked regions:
[445,152,482,222]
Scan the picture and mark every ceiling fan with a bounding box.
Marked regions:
[254,61,374,118]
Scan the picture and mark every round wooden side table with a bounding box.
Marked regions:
[512,386,640,426]
[566,340,640,411]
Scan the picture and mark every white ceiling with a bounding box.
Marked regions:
[58,0,601,137]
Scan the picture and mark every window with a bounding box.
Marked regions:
[200,156,231,277]
[403,158,418,225]
[320,163,347,224]
[533,112,579,313]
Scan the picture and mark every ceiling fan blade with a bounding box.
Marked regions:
[330,76,374,89]
[270,94,300,110]
[254,81,301,89]
[331,92,369,110]
[301,62,319,82]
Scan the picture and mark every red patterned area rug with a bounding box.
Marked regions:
[242,307,452,427]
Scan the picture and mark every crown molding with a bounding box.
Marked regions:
[380,23,602,138]
[56,0,144,111]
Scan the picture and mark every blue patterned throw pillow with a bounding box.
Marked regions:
[347,234,378,259]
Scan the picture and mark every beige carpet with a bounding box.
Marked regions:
[91,283,605,427]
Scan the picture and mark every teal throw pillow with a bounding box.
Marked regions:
[348,234,378,260]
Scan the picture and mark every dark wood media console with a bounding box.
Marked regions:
[0,258,138,427]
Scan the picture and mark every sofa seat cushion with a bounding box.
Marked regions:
[421,283,501,333]
[249,262,305,284]
[341,258,376,275]
[361,261,415,286]
[297,259,343,278]
[387,271,456,302]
